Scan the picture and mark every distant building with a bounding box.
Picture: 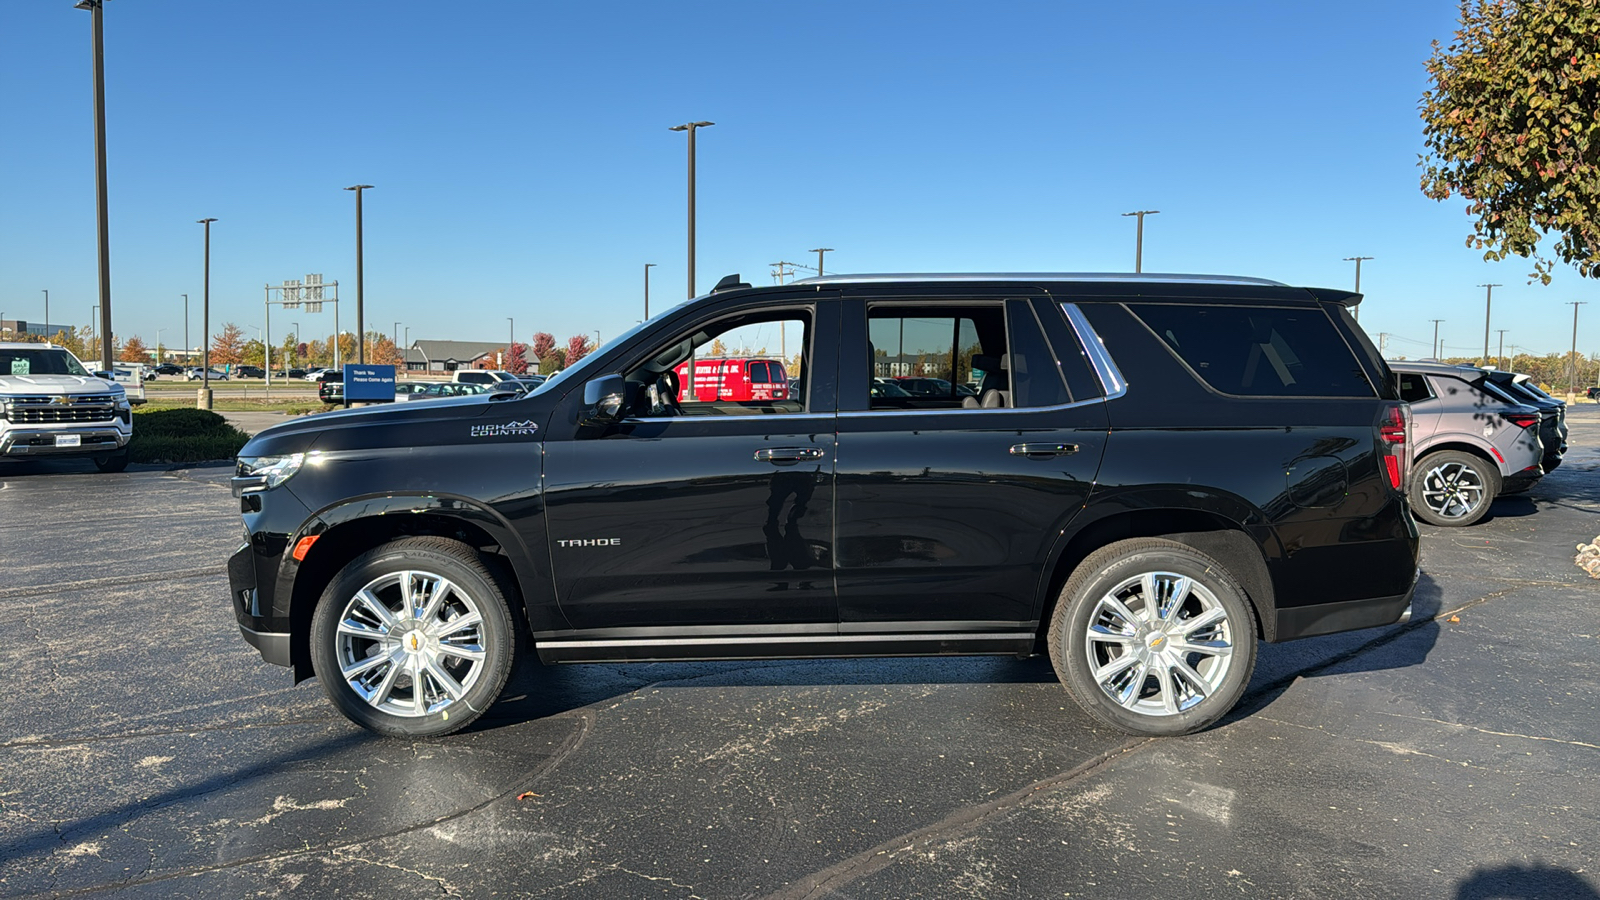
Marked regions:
[405,340,511,372]
[0,320,76,340]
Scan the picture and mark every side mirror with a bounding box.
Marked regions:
[581,374,627,426]
[94,371,114,381]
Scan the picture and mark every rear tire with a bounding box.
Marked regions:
[310,537,515,738]
[1048,538,1258,737]
[1409,450,1498,527]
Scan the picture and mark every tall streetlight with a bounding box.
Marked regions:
[1430,319,1445,360]
[1121,210,1160,273]
[182,293,189,363]
[292,321,301,369]
[154,328,162,365]
[669,121,713,298]
[507,317,515,367]
[1568,301,1587,399]
[644,263,657,319]
[1495,329,1509,370]
[1343,256,1373,323]
[75,0,114,371]
[393,321,401,355]
[198,217,217,405]
[41,290,48,339]
[344,184,374,363]
[810,248,834,277]
[1477,284,1501,368]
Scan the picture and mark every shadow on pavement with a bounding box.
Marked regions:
[1455,862,1600,899]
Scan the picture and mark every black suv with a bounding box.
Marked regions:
[229,273,1419,738]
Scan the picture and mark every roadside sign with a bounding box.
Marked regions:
[343,364,396,402]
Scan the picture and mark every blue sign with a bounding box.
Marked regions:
[343,364,397,402]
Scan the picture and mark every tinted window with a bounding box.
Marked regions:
[868,311,984,403]
[1005,298,1071,408]
[1397,372,1434,403]
[1129,304,1374,398]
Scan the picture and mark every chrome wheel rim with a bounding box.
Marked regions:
[334,570,488,718]
[1083,571,1235,717]
[1421,461,1486,519]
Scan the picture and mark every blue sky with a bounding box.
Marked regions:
[3,0,1596,360]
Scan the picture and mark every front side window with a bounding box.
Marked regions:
[627,313,807,416]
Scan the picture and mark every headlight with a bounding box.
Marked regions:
[235,452,312,491]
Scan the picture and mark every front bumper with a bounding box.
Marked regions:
[0,425,130,457]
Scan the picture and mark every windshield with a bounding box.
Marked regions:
[531,316,660,396]
[1,347,91,377]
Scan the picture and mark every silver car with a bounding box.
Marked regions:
[1392,361,1544,526]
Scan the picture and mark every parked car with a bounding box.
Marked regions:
[106,367,148,405]
[1392,361,1545,526]
[870,378,913,400]
[0,342,132,471]
[1588,386,1600,400]
[235,365,266,379]
[302,368,327,381]
[314,369,343,384]
[318,376,343,404]
[185,367,229,381]
[1464,367,1567,474]
[230,271,1419,740]
[452,369,517,386]
[397,381,492,401]
[152,363,184,377]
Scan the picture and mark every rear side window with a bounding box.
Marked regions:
[1129,304,1374,398]
[1397,373,1434,403]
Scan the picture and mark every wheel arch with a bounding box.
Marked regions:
[1413,440,1505,478]
[1037,503,1277,644]
[279,494,550,681]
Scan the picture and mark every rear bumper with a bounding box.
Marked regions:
[1274,566,1419,641]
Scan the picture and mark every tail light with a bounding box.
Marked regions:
[1376,403,1410,492]
[1502,411,1539,429]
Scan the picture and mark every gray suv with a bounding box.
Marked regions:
[1392,361,1543,526]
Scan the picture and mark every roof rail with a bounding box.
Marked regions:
[790,272,1290,287]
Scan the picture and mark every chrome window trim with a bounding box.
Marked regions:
[536,631,1037,650]
[837,396,1104,419]
[795,272,1288,287]
[1061,302,1128,400]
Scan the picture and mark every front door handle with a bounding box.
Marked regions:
[1010,442,1079,459]
[756,447,826,463]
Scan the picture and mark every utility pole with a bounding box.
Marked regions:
[1343,256,1373,323]
[1568,301,1587,399]
[1477,284,1501,367]
[644,262,657,319]
[809,248,834,277]
[1496,329,1509,370]
[1121,210,1160,273]
[669,121,713,298]
[76,0,114,370]
[344,184,373,364]
[1430,319,1445,361]
[1377,332,1390,356]
[182,293,188,362]
[197,217,217,408]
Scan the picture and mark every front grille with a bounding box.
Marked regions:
[4,395,116,424]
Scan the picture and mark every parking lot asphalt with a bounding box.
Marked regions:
[1,410,1597,899]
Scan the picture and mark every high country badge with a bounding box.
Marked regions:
[470,420,540,438]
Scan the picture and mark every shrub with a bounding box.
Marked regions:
[128,408,249,463]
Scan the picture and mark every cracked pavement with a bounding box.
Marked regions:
[1,410,1597,898]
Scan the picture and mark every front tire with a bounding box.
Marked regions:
[93,449,129,473]
[310,537,515,737]
[1409,450,1498,527]
[1048,538,1258,737]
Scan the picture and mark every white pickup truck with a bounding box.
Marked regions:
[0,342,133,472]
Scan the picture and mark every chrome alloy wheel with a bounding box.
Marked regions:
[333,570,488,717]
[1083,571,1235,717]
[1420,461,1486,520]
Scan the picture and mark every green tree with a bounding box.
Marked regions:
[1420,0,1600,283]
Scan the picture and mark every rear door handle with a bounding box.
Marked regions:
[1010,443,1079,459]
[756,447,826,463]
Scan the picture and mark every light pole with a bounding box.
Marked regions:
[809,248,834,277]
[507,317,514,368]
[90,305,99,359]
[154,328,162,364]
[669,121,713,298]
[292,322,301,369]
[644,263,657,319]
[1568,301,1587,399]
[75,0,114,371]
[1343,256,1373,322]
[1121,211,1160,273]
[41,289,48,339]
[1430,319,1445,361]
[1496,329,1509,370]
[403,325,410,352]
[182,293,189,363]
[344,184,373,363]
[1478,284,1501,368]
[393,321,401,360]
[198,217,217,405]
